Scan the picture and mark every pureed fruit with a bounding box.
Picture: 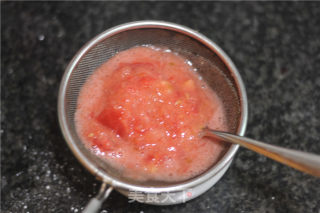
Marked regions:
[75,46,228,182]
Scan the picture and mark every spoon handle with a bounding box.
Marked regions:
[203,128,320,177]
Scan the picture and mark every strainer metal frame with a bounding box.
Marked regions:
[58,20,248,194]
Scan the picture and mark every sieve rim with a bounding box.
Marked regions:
[58,20,248,193]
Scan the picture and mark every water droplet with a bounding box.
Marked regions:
[167,146,176,152]
[38,34,45,41]
[66,187,71,193]
[188,135,195,140]
[53,174,58,180]
[181,132,185,138]
[186,60,193,66]
[16,171,23,176]
[57,30,65,38]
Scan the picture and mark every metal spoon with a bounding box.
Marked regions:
[202,127,320,177]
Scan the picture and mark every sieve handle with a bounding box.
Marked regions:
[83,182,113,213]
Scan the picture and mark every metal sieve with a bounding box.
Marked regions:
[58,21,248,212]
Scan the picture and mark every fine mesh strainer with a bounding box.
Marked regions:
[58,21,248,212]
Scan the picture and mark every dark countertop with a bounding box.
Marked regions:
[2,2,320,213]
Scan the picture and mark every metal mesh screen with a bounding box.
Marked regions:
[62,28,241,187]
